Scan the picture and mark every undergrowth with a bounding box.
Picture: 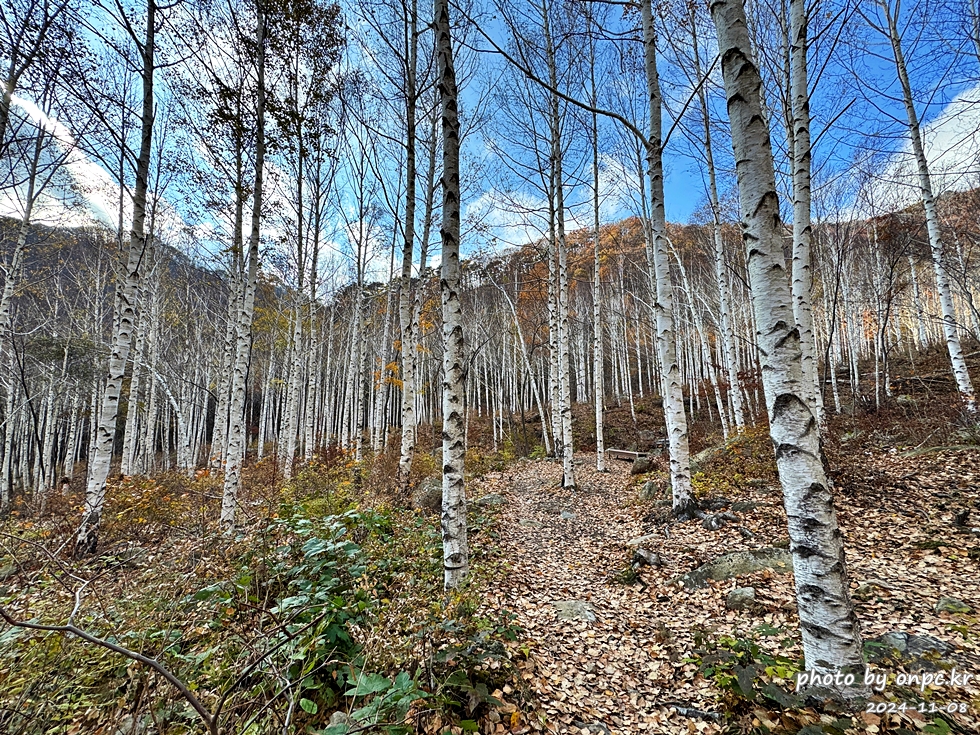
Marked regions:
[0,448,524,735]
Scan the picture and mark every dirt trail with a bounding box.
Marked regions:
[478,446,980,735]
[481,454,722,735]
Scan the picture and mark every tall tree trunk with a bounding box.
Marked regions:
[907,255,929,348]
[881,1,976,410]
[641,0,696,519]
[77,1,157,555]
[220,2,266,530]
[210,149,246,470]
[789,0,822,420]
[693,13,746,432]
[710,0,866,693]
[435,0,467,589]
[592,116,605,471]
[398,0,421,489]
[540,5,576,490]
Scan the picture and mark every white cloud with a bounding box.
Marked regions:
[855,84,980,216]
[462,155,641,252]
[0,95,118,228]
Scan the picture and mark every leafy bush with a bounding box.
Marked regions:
[689,626,802,711]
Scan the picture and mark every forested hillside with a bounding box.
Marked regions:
[2,0,980,734]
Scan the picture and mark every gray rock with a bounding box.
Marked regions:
[329,711,355,732]
[701,497,731,511]
[691,443,726,472]
[412,477,442,514]
[726,587,757,610]
[671,548,793,590]
[475,493,506,507]
[702,512,739,530]
[552,600,596,622]
[730,501,759,513]
[869,632,954,669]
[639,476,668,500]
[935,596,973,614]
[626,533,659,546]
[633,548,664,567]
[631,457,653,475]
[560,510,577,520]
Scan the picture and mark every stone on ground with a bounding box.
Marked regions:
[672,548,793,590]
[725,587,757,610]
[552,600,596,622]
[935,596,972,614]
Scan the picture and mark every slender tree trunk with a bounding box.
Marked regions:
[121,302,148,476]
[907,255,929,348]
[882,1,976,410]
[77,2,157,555]
[398,0,421,489]
[221,3,266,530]
[543,17,576,489]
[282,292,304,479]
[435,0,467,589]
[711,0,866,693]
[211,144,246,469]
[789,0,822,420]
[592,116,605,471]
[641,0,696,518]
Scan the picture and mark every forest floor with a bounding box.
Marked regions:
[4,356,980,734]
[471,432,980,735]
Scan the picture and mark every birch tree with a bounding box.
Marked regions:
[641,0,696,519]
[435,0,467,589]
[77,0,158,555]
[710,0,866,692]
[687,7,747,432]
[863,0,976,411]
[220,0,267,531]
[788,0,822,419]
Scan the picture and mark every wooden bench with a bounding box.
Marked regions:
[605,449,648,461]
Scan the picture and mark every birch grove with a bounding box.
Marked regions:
[1,0,980,706]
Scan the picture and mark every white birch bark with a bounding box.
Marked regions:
[641,0,696,518]
[692,14,747,432]
[711,0,866,691]
[436,0,468,589]
[220,2,267,530]
[789,0,822,421]
[592,114,605,472]
[77,2,157,554]
[282,293,304,479]
[397,0,421,487]
[121,301,148,476]
[907,255,928,348]
[63,391,80,481]
[879,0,976,410]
